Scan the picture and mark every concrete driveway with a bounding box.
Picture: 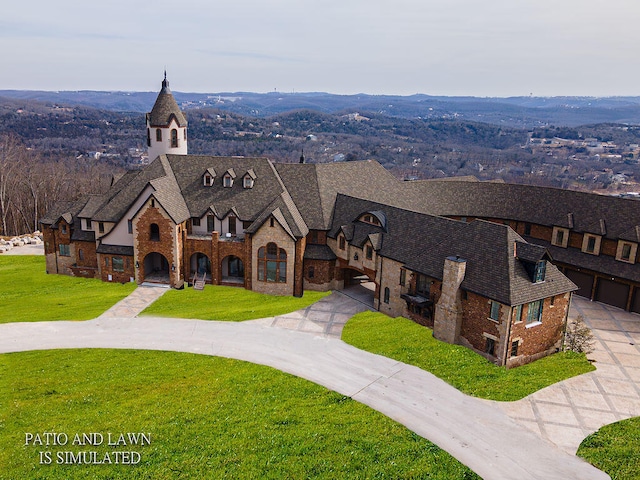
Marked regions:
[0,288,611,480]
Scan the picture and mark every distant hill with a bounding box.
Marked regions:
[3,90,640,128]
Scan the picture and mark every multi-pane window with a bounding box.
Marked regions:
[533,260,546,283]
[511,341,519,357]
[113,257,124,272]
[156,129,162,142]
[399,268,406,286]
[207,215,215,233]
[485,337,496,356]
[490,301,500,322]
[171,129,178,148]
[513,304,523,323]
[257,243,287,283]
[192,217,201,227]
[59,244,70,256]
[526,299,543,325]
[416,274,429,295]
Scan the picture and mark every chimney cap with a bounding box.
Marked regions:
[446,255,466,263]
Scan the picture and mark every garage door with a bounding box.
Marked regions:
[594,278,630,310]
[565,270,595,298]
[631,288,640,314]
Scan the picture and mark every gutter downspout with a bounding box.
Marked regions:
[504,305,514,367]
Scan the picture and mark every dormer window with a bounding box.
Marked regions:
[533,260,546,283]
[223,175,233,187]
[552,227,569,248]
[616,241,637,263]
[243,176,254,189]
[204,174,214,187]
[360,214,380,226]
[582,234,601,255]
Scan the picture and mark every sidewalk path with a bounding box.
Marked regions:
[98,284,169,319]
[0,292,609,480]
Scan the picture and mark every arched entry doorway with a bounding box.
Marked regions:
[143,252,170,284]
[190,253,211,280]
[341,267,375,307]
[222,255,244,285]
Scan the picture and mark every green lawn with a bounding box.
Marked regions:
[0,256,136,323]
[141,285,330,321]
[0,349,479,480]
[577,417,640,480]
[342,311,595,401]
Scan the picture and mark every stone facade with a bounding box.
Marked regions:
[433,257,467,345]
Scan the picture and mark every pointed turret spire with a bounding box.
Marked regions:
[299,149,305,164]
[161,69,170,93]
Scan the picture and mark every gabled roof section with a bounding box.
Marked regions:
[204,167,216,178]
[244,169,257,180]
[148,156,190,224]
[245,191,309,240]
[146,76,187,128]
[330,194,576,306]
[620,225,640,243]
[514,241,549,263]
[224,168,237,179]
[40,197,88,226]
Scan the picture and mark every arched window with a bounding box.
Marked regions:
[155,129,162,142]
[150,223,160,241]
[257,242,287,282]
[171,129,178,148]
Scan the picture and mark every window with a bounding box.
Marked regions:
[59,244,70,256]
[384,287,390,304]
[257,242,287,283]
[147,128,151,147]
[104,256,110,268]
[207,215,215,233]
[243,176,254,188]
[485,337,496,356]
[617,241,636,263]
[128,220,133,234]
[98,222,104,234]
[399,268,406,286]
[339,235,346,250]
[223,175,233,187]
[533,260,546,283]
[513,304,523,323]
[86,219,92,230]
[308,266,315,279]
[511,341,519,357]
[416,274,429,296]
[550,295,556,306]
[192,217,201,227]
[61,224,67,235]
[203,174,213,186]
[526,299,543,325]
[489,301,500,322]
[270,218,275,228]
[552,228,566,247]
[150,223,160,241]
[583,234,600,255]
[366,245,373,260]
[113,257,124,272]
[156,129,162,142]
[171,129,178,148]
[524,223,532,236]
[78,249,84,261]
[228,216,236,236]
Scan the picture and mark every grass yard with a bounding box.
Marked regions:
[0,349,479,480]
[577,417,640,480]
[141,284,330,321]
[0,256,136,323]
[342,311,595,401]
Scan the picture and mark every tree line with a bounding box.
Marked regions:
[0,134,118,237]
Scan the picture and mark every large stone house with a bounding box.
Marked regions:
[40,76,640,366]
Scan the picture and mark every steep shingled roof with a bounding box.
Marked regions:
[405,179,640,240]
[146,77,187,128]
[331,194,576,306]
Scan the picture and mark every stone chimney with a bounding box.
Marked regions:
[433,256,466,345]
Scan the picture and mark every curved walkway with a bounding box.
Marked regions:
[1,289,610,479]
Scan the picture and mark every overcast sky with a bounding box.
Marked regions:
[2,0,639,97]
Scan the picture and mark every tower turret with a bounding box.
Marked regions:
[146,72,188,161]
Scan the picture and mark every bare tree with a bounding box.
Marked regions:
[564,314,596,354]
